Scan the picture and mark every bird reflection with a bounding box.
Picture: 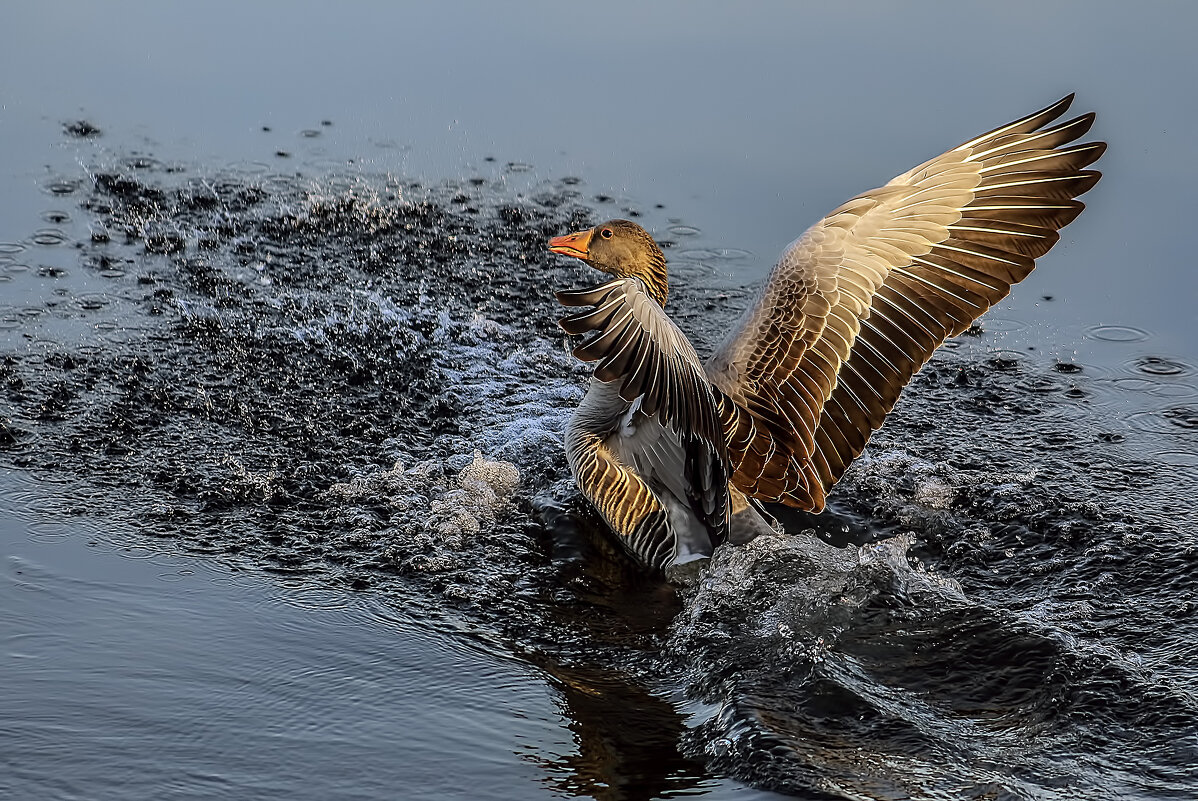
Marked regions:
[538,663,710,801]
[526,499,711,800]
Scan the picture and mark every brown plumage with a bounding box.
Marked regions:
[549,95,1104,572]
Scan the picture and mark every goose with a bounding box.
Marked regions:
[547,95,1104,574]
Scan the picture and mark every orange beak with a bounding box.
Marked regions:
[547,228,594,261]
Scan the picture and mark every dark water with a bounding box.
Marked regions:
[3,3,1197,800]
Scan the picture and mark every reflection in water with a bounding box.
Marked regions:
[529,502,709,800]
[538,663,709,801]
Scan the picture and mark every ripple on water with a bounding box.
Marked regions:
[976,316,1029,334]
[75,293,113,311]
[676,249,722,261]
[265,582,354,612]
[155,569,196,583]
[120,155,165,171]
[227,160,273,175]
[44,178,83,196]
[1157,450,1198,468]
[1110,375,1198,401]
[1086,324,1152,343]
[112,543,170,560]
[0,242,28,255]
[27,519,102,543]
[1016,373,1073,395]
[29,229,67,247]
[984,349,1032,372]
[1133,356,1190,377]
[1125,405,1198,436]
[668,224,702,236]
[41,210,72,225]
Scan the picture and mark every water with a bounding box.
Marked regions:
[3,2,1197,799]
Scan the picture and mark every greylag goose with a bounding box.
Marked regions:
[548,95,1104,574]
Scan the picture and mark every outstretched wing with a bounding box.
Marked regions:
[705,94,1104,511]
[559,277,729,552]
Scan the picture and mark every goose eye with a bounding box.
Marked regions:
[600,228,613,239]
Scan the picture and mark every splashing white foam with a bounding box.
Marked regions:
[328,450,520,548]
[429,451,521,538]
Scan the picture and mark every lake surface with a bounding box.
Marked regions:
[2,2,1196,799]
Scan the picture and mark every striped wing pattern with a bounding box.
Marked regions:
[566,429,678,569]
[558,278,730,565]
[705,95,1104,510]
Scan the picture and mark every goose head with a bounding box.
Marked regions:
[549,219,669,306]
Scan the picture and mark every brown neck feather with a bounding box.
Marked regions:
[638,250,669,307]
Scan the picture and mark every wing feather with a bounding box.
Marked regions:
[706,95,1104,509]
[558,277,730,544]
